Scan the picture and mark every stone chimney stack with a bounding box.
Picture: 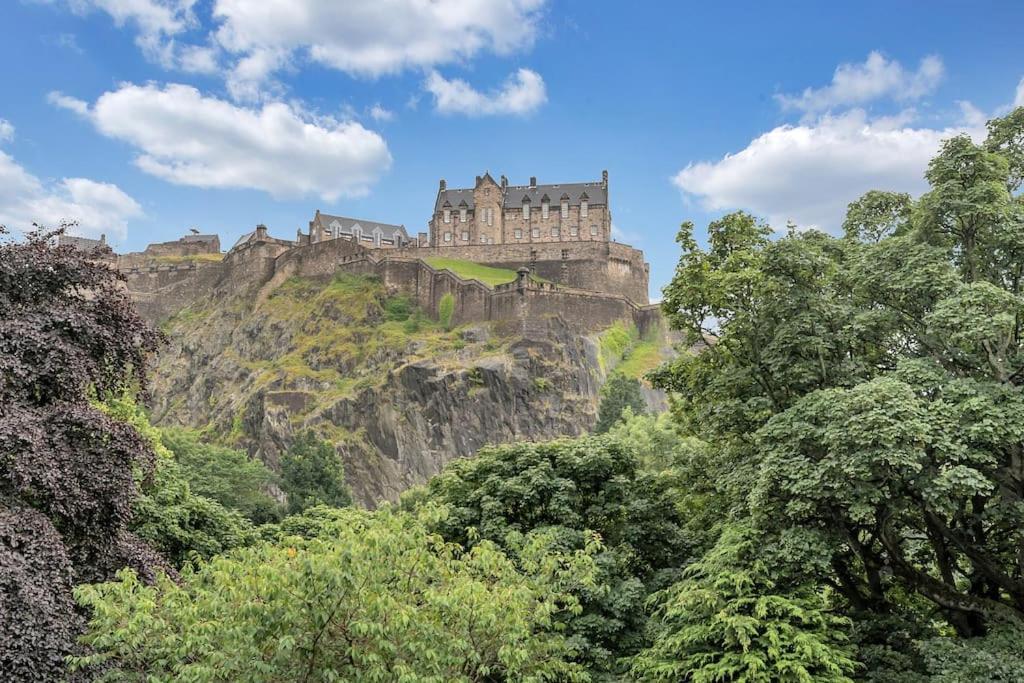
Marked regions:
[439,178,446,191]
[475,175,481,186]
[529,176,537,188]
[100,233,106,244]
[255,224,267,240]
[500,174,508,189]
[601,169,608,189]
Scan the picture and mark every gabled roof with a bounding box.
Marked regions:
[434,176,607,212]
[314,212,409,242]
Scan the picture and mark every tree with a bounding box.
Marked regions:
[160,428,281,523]
[103,398,258,567]
[651,108,1024,654]
[0,226,163,680]
[594,372,647,433]
[439,291,455,330]
[631,526,857,682]
[280,431,353,514]
[72,508,594,682]
[417,436,690,674]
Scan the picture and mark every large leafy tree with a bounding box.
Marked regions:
[651,108,1024,652]
[594,372,648,434]
[0,227,163,679]
[417,436,691,674]
[73,508,594,682]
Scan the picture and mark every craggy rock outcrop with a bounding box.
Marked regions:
[142,270,666,507]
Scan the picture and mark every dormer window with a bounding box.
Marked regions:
[460,207,467,223]
[542,199,549,220]
[561,199,569,219]
[580,199,588,218]
[443,208,451,223]
[522,197,531,221]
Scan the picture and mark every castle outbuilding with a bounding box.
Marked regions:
[308,210,412,248]
[429,171,611,247]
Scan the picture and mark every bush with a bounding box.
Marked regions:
[594,372,647,433]
[280,431,353,514]
[438,292,455,330]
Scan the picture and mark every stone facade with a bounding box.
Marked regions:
[428,171,612,248]
[307,211,411,249]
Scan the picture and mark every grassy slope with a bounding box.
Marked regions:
[597,321,664,382]
[423,257,519,286]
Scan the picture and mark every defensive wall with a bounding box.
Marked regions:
[120,232,660,335]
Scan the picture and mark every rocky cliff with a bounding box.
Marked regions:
[144,270,667,507]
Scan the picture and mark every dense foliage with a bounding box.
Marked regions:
[0,227,163,680]
[280,430,353,514]
[650,107,1024,676]
[416,436,690,674]
[594,372,648,433]
[73,507,596,682]
[160,428,280,523]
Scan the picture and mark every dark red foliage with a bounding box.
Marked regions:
[0,226,164,680]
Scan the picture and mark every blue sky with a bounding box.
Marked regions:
[1,1,1022,297]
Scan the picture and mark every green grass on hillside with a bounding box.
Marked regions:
[597,321,664,381]
[424,258,519,286]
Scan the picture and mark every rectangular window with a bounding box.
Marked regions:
[461,231,469,241]
[551,227,560,238]
[488,208,494,226]
[561,200,569,219]
[570,226,579,237]
[460,208,467,223]
[443,209,451,223]
[480,235,487,243]
[506,210,516,220]
[531,228,540,238]
[589,225,597,236]
[542,202,549,219]
[514,229,523,239]
[444,232,452,242]
[523,204,530,221]
[580,200,588,218]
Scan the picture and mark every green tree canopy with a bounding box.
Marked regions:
[594,372,648,434]
[280,431,353,514]
[651,108,1024,658]
[416,435,691,674]
[73,507,595,682]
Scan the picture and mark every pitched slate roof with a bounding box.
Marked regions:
[434,178,607,212]
[313,212,410,243]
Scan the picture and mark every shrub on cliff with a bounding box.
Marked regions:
[439,292,455,330]
[594,372,647,433]
[0,226,164,680]
[281,431,353,514]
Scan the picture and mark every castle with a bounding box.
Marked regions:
[115,171,657,335]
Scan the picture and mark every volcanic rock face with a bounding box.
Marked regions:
[144,271,649,507]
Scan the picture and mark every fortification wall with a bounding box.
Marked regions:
[394,240,649,304]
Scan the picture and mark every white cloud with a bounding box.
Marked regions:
[47,91,90,115]
[53,83,391,200]
[776,52,944,114]
[0,119,13,142]
[425,68,546,116]
[61,0,193,35]
[369,104,394,122]
[673,109,980,232]
[0,148,142,240]
[213,0,545,84]
[1016,77,1024,107]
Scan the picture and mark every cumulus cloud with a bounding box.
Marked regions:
[0,119,13,142]
[776,51,944,114]
[425,68,546,116]
[673,109,980,232]
[0,139,141,239]
[52,83,391,200]
[213,0,544,81]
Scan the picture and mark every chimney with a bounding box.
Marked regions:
[475,175,481,187]
[529,176,537,188]
[500,174,508,189]
[100,233,106,244]
[602,169,608,189]
[255,224,267,240]
[439,178,446,191]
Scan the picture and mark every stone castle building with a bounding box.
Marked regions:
[308,210,412,249]
[429,171,611,247]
